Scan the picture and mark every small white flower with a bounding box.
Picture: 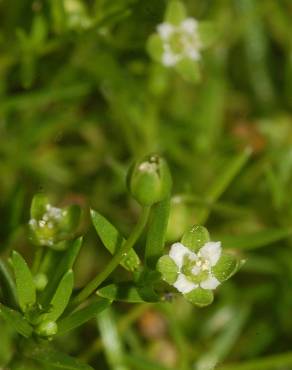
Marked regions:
[156,17,202,67]
[168,241,221,293]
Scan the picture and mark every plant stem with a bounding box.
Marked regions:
[71,206,150,308]
[32,248,44,275]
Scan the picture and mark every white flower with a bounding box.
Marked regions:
[169,241,221,293]
[156,17,202,67]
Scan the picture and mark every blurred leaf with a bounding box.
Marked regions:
[175,59,200,83]
[57,298,111,336]
[0,303,33,338]
[25,345,93,370]
[219,228,292,250]
[0,259,18,308]
[97,307,129,370]
[12,251,36,312]
[91,209,140,272]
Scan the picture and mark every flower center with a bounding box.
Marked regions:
[182,255,210,284]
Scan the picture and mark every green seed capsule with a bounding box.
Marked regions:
[127,154,172,206]
[35,320,58,337]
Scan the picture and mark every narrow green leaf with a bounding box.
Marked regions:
[0,259,18,308]
[25,345,93,370]
[40,237,82,305]
[97,307,129,370]
[145,197,170,269]
[41,270,73,322]
[90,210,140,272]
[57,298,111,336]
[219,228,292,250]
[97,283,147,303]
[0,303,33,338]
[12,251,36,312]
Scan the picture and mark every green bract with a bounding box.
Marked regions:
[127,154,172,206]
[157,225,241,307]
[29,194,81,250]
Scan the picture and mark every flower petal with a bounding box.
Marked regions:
[157,23,174,39]
[199,241,222,266]
[169,242,195,268]
[173,273,197,294]
[200,275,220,290]
[180,18,198,33]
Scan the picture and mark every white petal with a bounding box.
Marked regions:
[169,243,196,268]
[157,23,174,39]
[187,48,200,61]
[199,242,222,266]
[180,18,198,34]
[162,51,179,66]
[200,275,220,290]
[173,274,198,294]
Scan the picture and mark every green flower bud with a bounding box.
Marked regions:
[34,273,48,291]
[35,320,58,337]
[29,194,81,250]
[127,154,172,206]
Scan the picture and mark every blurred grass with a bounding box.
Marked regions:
[1,0,292,369]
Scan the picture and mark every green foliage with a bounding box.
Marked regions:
[1,0,292,369]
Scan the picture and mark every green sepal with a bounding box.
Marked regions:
[12,251,36,312]
[40,270,73,323]
[91,210,140,272]
[147,34,164,63]
[175,58,201,83]
[165,1,186,25]
[212,254,241,282]
[184,287,214,307]
[157,255,178,284]
[59,204,81,235]
[30,193,49,220]
[181,225,210,252]
[0,303,33,338]
[57,298,111,336]
[97,283,147,303]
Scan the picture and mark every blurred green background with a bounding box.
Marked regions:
[1,0,292,369]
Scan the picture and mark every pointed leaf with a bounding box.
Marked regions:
[0,303,33,338]
[145,197,170,268]
[184,288,214,307]
[157,255,178,284]
[165,1,186,25]
[57,298,111,336]
[97,283,147,303]
[41,270,73,322]
[12,251,36,312]
[0,259,18,308]
[91,210,140,271]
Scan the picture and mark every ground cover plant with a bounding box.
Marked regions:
[1,1,292,369]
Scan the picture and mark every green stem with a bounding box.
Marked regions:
[71,206,150,308]
[32,248,44,275]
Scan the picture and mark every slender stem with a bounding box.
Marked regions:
[32,248,44,275]
[71,206,150,308]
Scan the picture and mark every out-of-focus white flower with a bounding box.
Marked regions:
[156,17,202,67]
